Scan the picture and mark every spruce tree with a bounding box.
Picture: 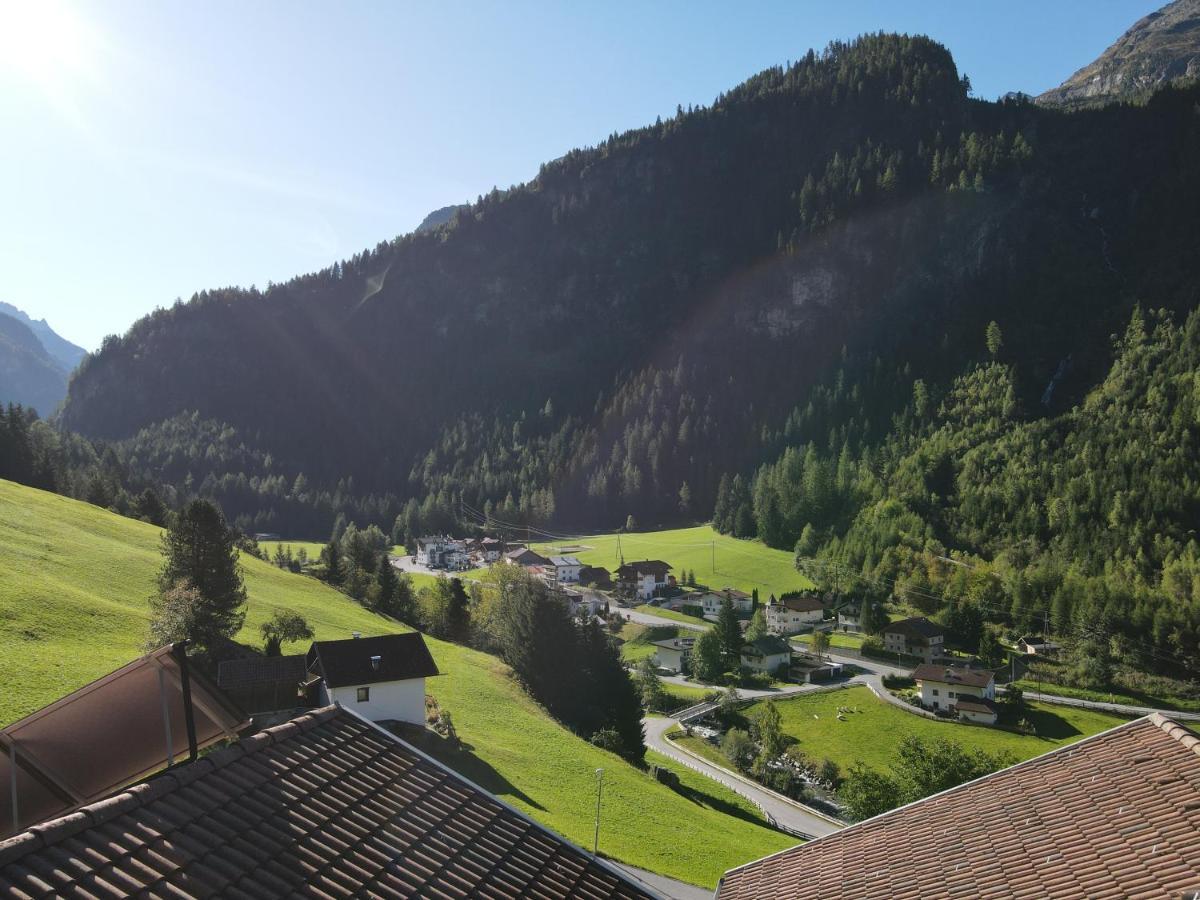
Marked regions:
[152,498,246,653]
[717,597,743,669]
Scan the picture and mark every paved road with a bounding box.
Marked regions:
[658,673,819,700]
[610,864,712,900]
[643,716,842,840]
[1008,688,1200,721]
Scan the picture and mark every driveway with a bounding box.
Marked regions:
[643,716,842,840]
[390,554,443,576]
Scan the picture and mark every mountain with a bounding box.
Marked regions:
[0,311,69,414]
[415,204,468,233]
[59,32,1200,544]
[1037,0,1200,108]
[0,301,86,373]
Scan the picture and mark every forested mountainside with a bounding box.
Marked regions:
[1037,0,1200,108]
[57,32,1200,544]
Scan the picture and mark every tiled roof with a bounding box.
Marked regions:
[741,636,791,658]
[911,663,994,689]
[952,696,998,715]
[617,561,671,578]
[774,596,824,613]
[506,548,551,566]
[548,556,582,567]
[883,616,943,640]
[717,714,1200,899]
[307,633,440,689]
[0,706,658,899]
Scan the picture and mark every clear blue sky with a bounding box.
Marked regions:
[0,0,1161,350]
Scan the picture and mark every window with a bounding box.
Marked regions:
[948,691,957,698]
[356,687,370,702]
[931,688,939,696]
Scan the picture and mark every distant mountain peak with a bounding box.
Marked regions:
[0,301,86,373]
[415,204,468,234]
[1037,0,1200,108]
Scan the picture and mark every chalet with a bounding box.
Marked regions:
[912,663,997,724]
[578,564,613,589]
[698,587,754,616]
[717,714,1200,900]
[836,602,863,632]
[0,706,655,897]
[1017,634,1063,657]
[547,555,583,583]
[617,559,672,599]
[478,536,504,562]
[306,633,440,725]
[765,594,824,635]
[739,635,792,675]
[652,636,696,674]
[505,546,551,567]
[882,616,944,663]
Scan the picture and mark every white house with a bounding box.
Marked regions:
[307,633,441,725]
[912,663,998,724]
[739,636,792,675]
[548,555,583,583]
[617,560,672,600]
[478,537,504,562]
[836,603,863,633]
[417,536,470,571]
[505,547,551,568]
[698,588,754,617]
[882,617,945,663]
[1017,635,1063,658]
[765,594,825,635]
[652,637,696,674]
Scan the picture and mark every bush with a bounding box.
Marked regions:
[590,728,624,754]
[720,727,754,771]
[681,604,704,619]
[882,675,916,690]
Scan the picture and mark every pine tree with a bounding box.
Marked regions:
[152,498,246,653]
[717,597,743,669]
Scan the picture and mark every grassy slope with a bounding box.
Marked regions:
[532,525,814,598]
[744,685,1127,773]
[0,480,791,886]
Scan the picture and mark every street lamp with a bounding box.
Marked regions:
[593,768,604,855]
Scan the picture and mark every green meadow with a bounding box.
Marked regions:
[532,524,814,598]
[0,479,793,886]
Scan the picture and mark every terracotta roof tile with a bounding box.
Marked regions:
[0,706,656,898]
[718,714,1200,899]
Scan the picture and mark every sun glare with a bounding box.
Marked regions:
[0,0,94,90]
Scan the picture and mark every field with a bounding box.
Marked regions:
[1013,677,1200,713]
[739,685,1128,774]
[532,525,814,598]
[793,631,865,650]
[0,479,793,886]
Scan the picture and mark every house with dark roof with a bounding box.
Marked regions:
[505,546,552,568]
[578,564,613,589]
[1017,634,1063,657]
[765,594,825,635]
[881,616,944,663]
[912,663,997,723]
[547,555,583,583]
[617,560,673,600]
[836,602,863,633]
[739,635,792,675]
[0,705,658,898]
[217,654,308,714]
[652,636,696,673]
[306,633,440,725]
[717,713,1200,899]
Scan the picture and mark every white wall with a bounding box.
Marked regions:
[919,681,993,710]
[741,651,789,673]
[328,678,427,724]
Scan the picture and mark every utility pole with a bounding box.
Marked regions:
[593,768,604,855]
[711,541,715,574]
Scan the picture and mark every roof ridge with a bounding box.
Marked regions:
[1148,711,1200,755]
[0,704,344,867]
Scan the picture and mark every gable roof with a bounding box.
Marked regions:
[0,706,658,898]
[717,714,1200,899]
[774,595,824,613]
[217,653,308,690]
[740,636,791,658]
[578,565,612,584]
[882,616,943,640]
[307,633,440,689]
[617,560,672,578]
[506,547,551,566]
[911,663,994,689]
[548,555,582,567]
[951,696,998,715]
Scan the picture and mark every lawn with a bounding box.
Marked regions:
[0,479,790,887]
[532,525,814,598]
[633,604,711,628]
[257,539,328,562]
[740,685,1129,774]
[793,631,865,651]
[617,622,686,664]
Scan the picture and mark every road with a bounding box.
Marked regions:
[621,608,708,632]
[609,864,712,900]
[643,716,842,840]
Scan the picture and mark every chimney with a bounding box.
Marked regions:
[352,631,361,639]
[370,655,381,671]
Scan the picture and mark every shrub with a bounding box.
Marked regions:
[720,727,754,771]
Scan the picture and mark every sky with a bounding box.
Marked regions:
[0,0,1163,351]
